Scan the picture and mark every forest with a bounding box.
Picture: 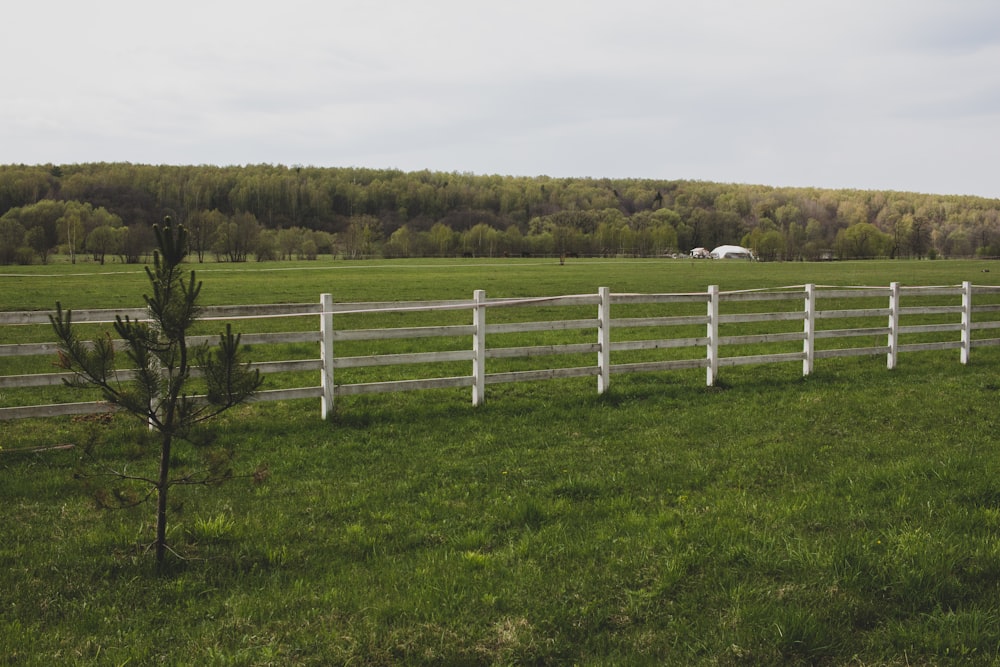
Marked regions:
[1,162,999,265]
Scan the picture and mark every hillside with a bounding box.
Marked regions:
[2,163,1000,263]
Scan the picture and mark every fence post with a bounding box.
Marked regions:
[887,282,899,370]
[961,280,973,365]
[320,293,334,419]
[598,287,611,394]
[472,289,486,406]
[803,283,815,376]
[707,284,719,386]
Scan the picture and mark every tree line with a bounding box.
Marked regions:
[2,162,999,264]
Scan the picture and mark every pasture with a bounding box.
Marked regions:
[4,257,1000,665]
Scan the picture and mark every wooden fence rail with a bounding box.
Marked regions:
[3,282,1000,421]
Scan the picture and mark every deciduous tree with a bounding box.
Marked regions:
[0,218,26,264]
[85,224,120,265]
[835,222,892,259]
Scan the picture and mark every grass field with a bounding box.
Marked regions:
[4,254,1000,309]
[4,258,1000,665]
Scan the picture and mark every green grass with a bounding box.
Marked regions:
[3,255,1000,310]
[4,258,1000,664]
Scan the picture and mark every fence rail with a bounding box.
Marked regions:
[3,282,1000,421]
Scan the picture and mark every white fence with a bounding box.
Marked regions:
[3,282,1000,421]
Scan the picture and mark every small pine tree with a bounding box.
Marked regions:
[50,220,262,566]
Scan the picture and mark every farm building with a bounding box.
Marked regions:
[710,244,754,260]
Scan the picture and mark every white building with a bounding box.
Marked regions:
[710,245,754,260]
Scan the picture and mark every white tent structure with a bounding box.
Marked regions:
[710,244,754,260]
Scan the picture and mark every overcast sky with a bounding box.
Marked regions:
[4,1,1000,198]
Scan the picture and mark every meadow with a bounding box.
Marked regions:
[4,257,1000,665]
